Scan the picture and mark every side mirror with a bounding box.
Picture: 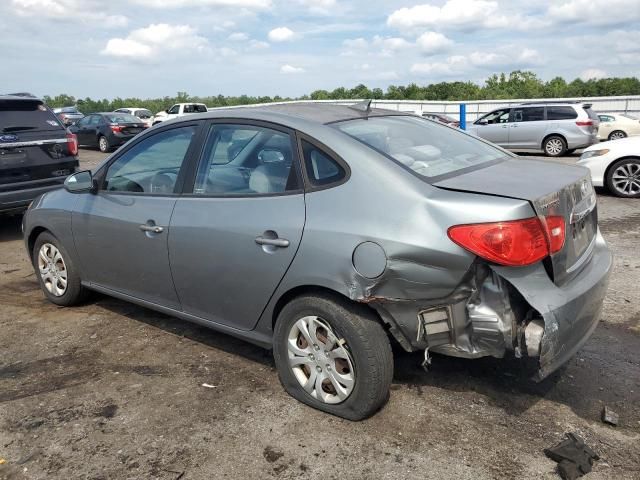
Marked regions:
[64,170,94,193]
[165,109,170,114]
[476,119,488,125]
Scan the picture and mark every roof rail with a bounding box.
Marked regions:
[4,92,38,98]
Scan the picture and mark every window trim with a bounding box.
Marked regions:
[181,118,305,199]
[296,133,351,192]
[93,121,206,197]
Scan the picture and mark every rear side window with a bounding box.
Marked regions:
[0,100,62,133]
[512,107,544,122]
[546,106,578,120]
[301,140,346,187]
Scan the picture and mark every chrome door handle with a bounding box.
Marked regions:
[139,224,164,233]
[255,236,289,248]
[511,124,519,128]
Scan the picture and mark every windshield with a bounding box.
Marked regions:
[135,109,152,119]
[0,100,62,132]
[334,115,507,180]
[106,113,141,124]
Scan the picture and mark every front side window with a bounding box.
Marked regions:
[193,124,299,195]
[103,126,196,194]
[168,105,180,115]
[479,109,510,124]
[335,115,506,180]
[88,115,102,126]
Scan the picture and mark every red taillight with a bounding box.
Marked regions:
[542,215,566,253]
[576,120,593,127]
[448,216,566,267]
[66,133,78,156]
[110,124,122,133]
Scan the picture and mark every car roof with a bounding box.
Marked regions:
[201,103,408,126]
[0,93,42,102]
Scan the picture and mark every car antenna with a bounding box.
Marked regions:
[349,99,372,114]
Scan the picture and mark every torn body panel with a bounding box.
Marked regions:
[355,230,611,380]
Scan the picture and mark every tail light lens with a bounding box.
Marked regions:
[448,216,566,267]
[66,133,78,156]
[110,124,122,133]
[576,121,593,127]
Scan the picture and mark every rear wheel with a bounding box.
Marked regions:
[608,130,627,141]
[32,232,88,306]
[543,136,567,157]
[606,158,640,198]
[98,135,110,153]
[565,149,576,155]
[273,294,393,420]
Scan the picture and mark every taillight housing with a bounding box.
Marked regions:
[66,133,78,156]
[575,120,593,127]
[447,216,566,267]
[110,124,122,133]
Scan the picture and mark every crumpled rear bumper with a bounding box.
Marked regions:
[493,230,612,380]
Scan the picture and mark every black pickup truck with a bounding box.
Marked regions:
[0,94,79,214]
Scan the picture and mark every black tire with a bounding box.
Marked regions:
[273,294,393,421]
[565,149,576,155]
[608,130,627,141]
[98,135,110,153]
[32,231,88,306]
[605,158,640,198]
[543,135,567,157]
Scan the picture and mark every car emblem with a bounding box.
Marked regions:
[0,134,18,143]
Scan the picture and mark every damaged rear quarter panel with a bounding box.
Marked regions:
[254,130,536,349]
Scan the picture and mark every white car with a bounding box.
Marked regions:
[153,103,208,125]
[578,136,640,198]
[113,107,154,128]
[597,113,640,141]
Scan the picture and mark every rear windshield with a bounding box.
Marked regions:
[134,109,152,118]
[60,106,80,113]
[106,113,141,124]
[334,115,506,180]
[0,100,63,133]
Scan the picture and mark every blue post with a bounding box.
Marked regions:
[459,103,466,130]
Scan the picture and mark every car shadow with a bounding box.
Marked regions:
[0,214,24,243]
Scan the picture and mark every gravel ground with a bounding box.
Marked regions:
[0,148,638,480]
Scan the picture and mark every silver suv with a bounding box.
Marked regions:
[467,102,600,156]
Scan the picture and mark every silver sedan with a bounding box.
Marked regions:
[23,103,612,420]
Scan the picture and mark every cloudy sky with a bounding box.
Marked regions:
[1,0,639,99]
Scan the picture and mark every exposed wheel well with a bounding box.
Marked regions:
[541,133,566,150]
[271,285,382,330]
[604,156,640,185]
[27,226,49,260]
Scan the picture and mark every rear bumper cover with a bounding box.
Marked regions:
[0,177,66,212]
[493,229,612,380]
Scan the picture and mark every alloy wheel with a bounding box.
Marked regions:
[287,316,355,404]
[37,243,68,297]
[99,137,108,152]
[609,131,626,140]
[545,138,563,156]
[612,162,640,196]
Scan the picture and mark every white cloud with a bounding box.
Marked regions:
[280,64,305,74]
[268,27,295,42]
[343,37,368,49]
[133,0,271,8]
[228,32,249,42]
[296,0,336,15]
[580,68,608,80]
[411,55,467,75]
[11,0,128,27]
[248,39,270,49]
[101,23,209,60]
[372,36,411,56]
[548,0,640,26]
[416,32,453,55]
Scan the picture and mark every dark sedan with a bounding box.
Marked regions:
[69,112,147,152]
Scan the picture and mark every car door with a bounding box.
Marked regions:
[72,115,93,146]
[72,123,202,309]
[471,108,511,146]
[167,104,180,120]
[508,106,546,148]
[168,121,305,330]
[598,115,614,139]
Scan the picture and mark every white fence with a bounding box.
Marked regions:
[214,96,640,123]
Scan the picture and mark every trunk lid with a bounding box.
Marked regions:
[434,158,598,284]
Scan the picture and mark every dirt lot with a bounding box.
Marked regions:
[1,148,638,479]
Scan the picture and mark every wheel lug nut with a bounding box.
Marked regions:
[326,364,331,371]
[314,344,320,350]
[309,354,314,360]
[316,366,322,373]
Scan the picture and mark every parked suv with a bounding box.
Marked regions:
[467,102,599,156]
[0,93,78,214]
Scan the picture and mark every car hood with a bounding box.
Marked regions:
[584,135,640,152]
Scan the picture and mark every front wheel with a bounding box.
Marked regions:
[273,294,393,420]
[608,130,627,141]
[543,136,567,157]
[98,135,110,153]
[32,232,88,306]
[606,158,640,198]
